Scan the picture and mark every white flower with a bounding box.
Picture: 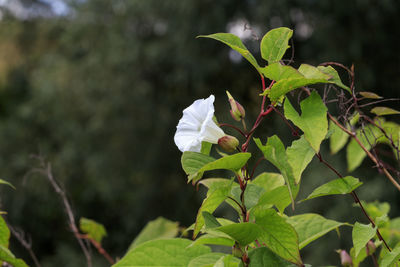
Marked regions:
[174,95,225,152]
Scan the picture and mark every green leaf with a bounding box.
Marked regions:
[381,121,400,151]
[286,135,315,184]
[250,172,285,192]
[260,27,293,64]
[231,183,265,210]
[181,152,215,182]
[359,201,390,221]
[346,139,368,172]
[253,208,302,265]
[346,125,380,172]
[317,65,351,93]
[213,223,262,246]
[0,216,10,248]
[260,63,303,81]
[190,234,234,248]
[184,218,235,237]
[262,76,326,101]
[264,65,331,101]
[376,214,389,228]
[182,152,251,183]
[201,142,213,155]
[302,176,362,201]
[350,245,369,267]
[329,119,349,154]
[199,179,242,215]
[255,185,299,214]
[188,252,227,267]
[128,217,179,251]
[114,239,211,267]
[284,91,328,152]
[254,136,296,208]
[263,64,346,101]
[213,255,241,267]
[298,64,331,80]
[193,182,234,238]
[79,217,107,244]
[390,217,400,230]
[287,213,349,249]
[352,222,377,258]
[356,240,382,267]
[371,107,400,116]
[0,245,28,267]
[379,244,400,267]
[359,91,382,99]
[248,247,289,267]
[0,179,15,190]
[199,178,238,189]
[350,112,360,126]
[202,212,221,229]
[199,153,251,173]
[198,33,260,73]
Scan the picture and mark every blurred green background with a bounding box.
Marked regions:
[0,0,399,266]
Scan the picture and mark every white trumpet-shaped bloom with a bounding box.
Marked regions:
[174,95,225,152]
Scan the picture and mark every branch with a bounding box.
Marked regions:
[271,105,299,136]
[248,157,265,180]
[361,115,400,158]
[357,98,400,108]
[7,224,41,267]
[77,234,115,265]
[316,153,392,252]
[227,197,247,221]
[319,62,354,92]
[328,114,400,191]
[30,156,93,267]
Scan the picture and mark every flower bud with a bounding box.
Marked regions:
[366,240,376,255]
[232,244,243,258]
[218,135,239,152]
[338,250,352,267]
[226,91,245,121]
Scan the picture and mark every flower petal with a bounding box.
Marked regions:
[174,95,225,152]
[200,113,225,144]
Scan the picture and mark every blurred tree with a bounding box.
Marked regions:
[0,0,398,266]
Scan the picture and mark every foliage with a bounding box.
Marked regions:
[111,27,400,266]
[79,218,108,244]
[0,1,400,266]
[127,217,179,251]
[0,182,28,266]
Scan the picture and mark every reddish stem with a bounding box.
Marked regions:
[78,234,115,264]
[315,153,391,252]
[219,123,247,137]
[248,157,265,180]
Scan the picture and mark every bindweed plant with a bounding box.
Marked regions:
[1,27,400,267]
[112,27,400,266]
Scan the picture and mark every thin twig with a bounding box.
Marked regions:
[7,224,41,267]
[248,157,265,180]
[316,153,391,252]
[271,105,299,136]
[29,156,93,267]
[319,62,354,92]
[227,197,247,220]
[77,234,115,265]
[328,114,400,191]
[357,98,400,108]
[361,115,400,154]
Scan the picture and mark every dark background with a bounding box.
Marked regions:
[0,0,399,266]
